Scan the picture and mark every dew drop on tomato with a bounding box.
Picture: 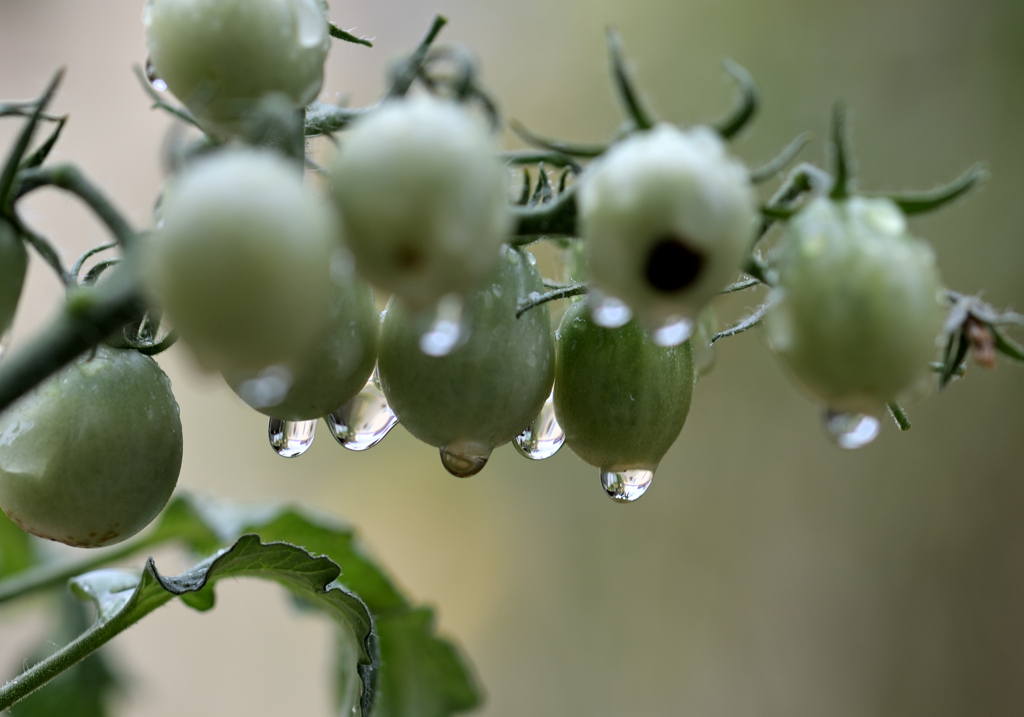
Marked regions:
[268,418,317,457]
[600,468,655,503]
[588,291,632,329]
[439,445,491,478]
[514,389,565,460]
[822,410,880,450]
[327,373,398,451]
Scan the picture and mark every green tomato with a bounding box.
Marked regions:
[225,269,379,420]
[554,299,695,472]
[765,196,944,413]
[0,219,28,340]
[144,0,330,137]
[0,346,182,548]
[330,96,510,310]
[377,246,554,474]
[578,124,756,334]
[141,148,336,373]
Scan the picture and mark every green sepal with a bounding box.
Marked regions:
[885,164,988,216]
[329,22,373,47]
[711,59,760,140]
[992,326,1024,364]
[827,102,854,200]
[605,27,656,131]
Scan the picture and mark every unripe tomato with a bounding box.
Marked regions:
[143,0,330,137]
[554,299,695,472]
[330,96,510,310]
[377,247,554,473]
[578,124,756,330]
[765,196,944,413]
[0,346,182,548]
[225,268,379,420]
[0,220,28,340]
[141,148,335,373]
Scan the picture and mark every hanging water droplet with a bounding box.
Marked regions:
[514,390,564,460]
[236,365,293,410]
[419,294,466,357]
[144,57,168,92]
[823,410,880,450]
[293,0,328,48]
[589,291,632,329]
[268,418,317,457]
[439,444,491,478]
[526,251,538,266]
[600,468,654,502]
[327,378,398,451]
[650,315,694,347]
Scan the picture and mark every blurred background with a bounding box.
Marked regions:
[2,0,1023,714]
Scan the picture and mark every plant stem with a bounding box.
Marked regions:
[16,164,136,249]
[0,535,158,605]
[0,591,137,711]
[0,272,146,415]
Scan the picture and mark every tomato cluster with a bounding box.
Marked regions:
[0,1,1010,551]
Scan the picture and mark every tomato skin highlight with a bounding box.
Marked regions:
[553,299,695,471]
[141,148,336,373]
[143,0,331,137]
[377,247,554,456]
[765,196,945,412]
[330,96,511,310]
[578,124,757,326]
[0,220,28,339]
[225,273,380,420]
[0,346,183,548]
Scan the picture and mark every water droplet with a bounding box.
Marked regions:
[268,418,317,457]
[526,251,537,266]
[144,57,167,92]
[327,377,398,451]
[236,366,293,410]
[293,0,329,48]
[419,294,466,357]
[514,390,564,460]
[650,316,694,347]
[589,291,632,329]
[0,331,10,362]
[601,468,654,502]
[439,444,491,478]
[823,410,880,449]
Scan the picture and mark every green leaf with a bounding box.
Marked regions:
[371,608,482,717]
[156,495,481,716]
[0,535,378,716]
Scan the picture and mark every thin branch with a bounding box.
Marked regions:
[0,273,146,415]
[516,284,588,318]
[710,302,769,344]
[16,165,136,249]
